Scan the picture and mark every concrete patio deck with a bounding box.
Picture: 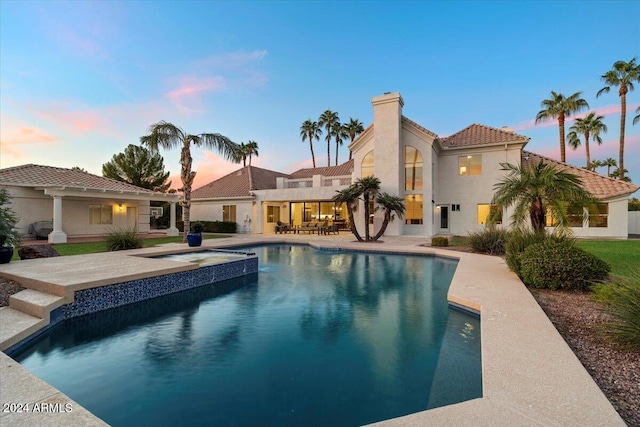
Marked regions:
[0,234,624,426]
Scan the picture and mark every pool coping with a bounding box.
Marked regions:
[0,235,625,426]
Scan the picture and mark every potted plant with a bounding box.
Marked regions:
[0,189,21,264]
[186,221,204,247]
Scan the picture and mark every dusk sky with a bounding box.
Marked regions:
[1,1,639,189]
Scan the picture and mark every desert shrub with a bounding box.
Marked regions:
[504,230,572,277]
[0,188,21,247]
[177,220,237,233]
[431,236,449,247]
[105,228,143,251]
[519,240,610,290]
[468,227,508,255]
[593,275,640,350]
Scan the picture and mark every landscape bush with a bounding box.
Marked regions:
[431,236,449,247]
[504,230,548,276]
[176,220,237,233]
[105,228,143,251]
[519,239,610,290]
[593,275,640,351]
[468,227,508,255]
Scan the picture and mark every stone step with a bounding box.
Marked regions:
[0,307,47,352]
[9,289,65,319]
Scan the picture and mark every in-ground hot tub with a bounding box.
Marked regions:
[149,248,253,266]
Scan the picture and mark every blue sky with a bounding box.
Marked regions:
[1,0,639,188]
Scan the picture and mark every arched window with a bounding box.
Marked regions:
[404,146,423,190]
[361,150,374,177]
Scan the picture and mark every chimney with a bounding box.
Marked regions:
[501,126,515,133]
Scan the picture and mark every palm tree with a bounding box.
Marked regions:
[372,193,405,241]
[319,110,340,167]
[238,142,248,167]
[535,91,589,162]
[333,185,363,242]
[345,118,364,161]
[597,58,640,180]
[358,176,381,241]
[567,112,608,168]
[633,106,640,125]
[141,121,239,239]
[300,120,321,168]
[603,157,617,177]
[332,123,348,166]
[491,160,594,233]
[610,168,631,182]
[245,140,259,166]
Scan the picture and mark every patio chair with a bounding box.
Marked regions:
[275,221,292,234]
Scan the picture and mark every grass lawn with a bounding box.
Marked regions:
[11,234,229,260]
[575,239,640,280]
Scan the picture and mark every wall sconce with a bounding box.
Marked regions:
[118,203,124,212]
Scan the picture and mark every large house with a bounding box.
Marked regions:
[0,164,180,243]
[191,92,638,239]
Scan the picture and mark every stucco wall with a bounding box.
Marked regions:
[190,199,253,233]
[629,211,640,235]
[435,145,522,236]
[570,197,630,239]
[5,185,152,238]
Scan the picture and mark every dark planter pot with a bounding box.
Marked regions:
[0,247,13,264]
[186,233,202,247]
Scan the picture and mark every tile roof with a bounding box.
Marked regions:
[0,164,155,193]
[401,116,438,138]
[191,166,290,199]
[289,160,354,179]
[441,124,530,148]
[523,151,639,200]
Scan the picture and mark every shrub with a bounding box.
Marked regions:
[0,188,21,247]
[593,275,640,350]
[190,221,205,234]
[177,220,237,233]
[468,227,508,255]
[505,230,548,276]
[105,228,143,251]
[431,236,449,247]
[519,240,610,290]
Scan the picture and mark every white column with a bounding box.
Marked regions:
[167,201,179,236]
[48,195,67,243]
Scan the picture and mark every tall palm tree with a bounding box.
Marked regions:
[345,118,364,161]
[603,157,617,177]
[245,140,259,165]
[319,110,340,167]
[300,120,321,168]
[586,159,605,172]
[238,142,248,167]
[567,112,608,168]
[372,193,405,241]
[633,106,640,125]
[141,121,239,239]
[333,185,363,242]
[491,160,594,233]
[332,123,348,166]
[597,58,640,180]
[535,91,589,162]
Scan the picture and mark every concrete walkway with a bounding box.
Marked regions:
[0,234,624,426]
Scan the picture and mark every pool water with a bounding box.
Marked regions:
[13,245,481,426]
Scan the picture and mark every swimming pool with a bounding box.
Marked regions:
[13,244,481,426]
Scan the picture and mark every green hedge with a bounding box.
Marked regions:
[520,240,610,290]
[177,220,237,233]
[431,236,449,247]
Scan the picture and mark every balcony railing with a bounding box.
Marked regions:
[276,175,352,189]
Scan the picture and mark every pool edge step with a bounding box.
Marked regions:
[0,307,47,352]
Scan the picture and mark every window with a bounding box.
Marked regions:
[89,204,113,225]
[567,203,585,227]
[405,195,423,225]
[361,150,374,177]
[477,204,502,225]
[267,206,280,223]
[459,155,482,176]
[404,146,423,190]
[223,205,237,222]
[588,203,608,227]
[451,204,461,212]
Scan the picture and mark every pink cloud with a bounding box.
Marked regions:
[285,157,318,172]
[0,125,58,160]
[165,76,225,110]
[168,151,244,190]
[32,107,110,134]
